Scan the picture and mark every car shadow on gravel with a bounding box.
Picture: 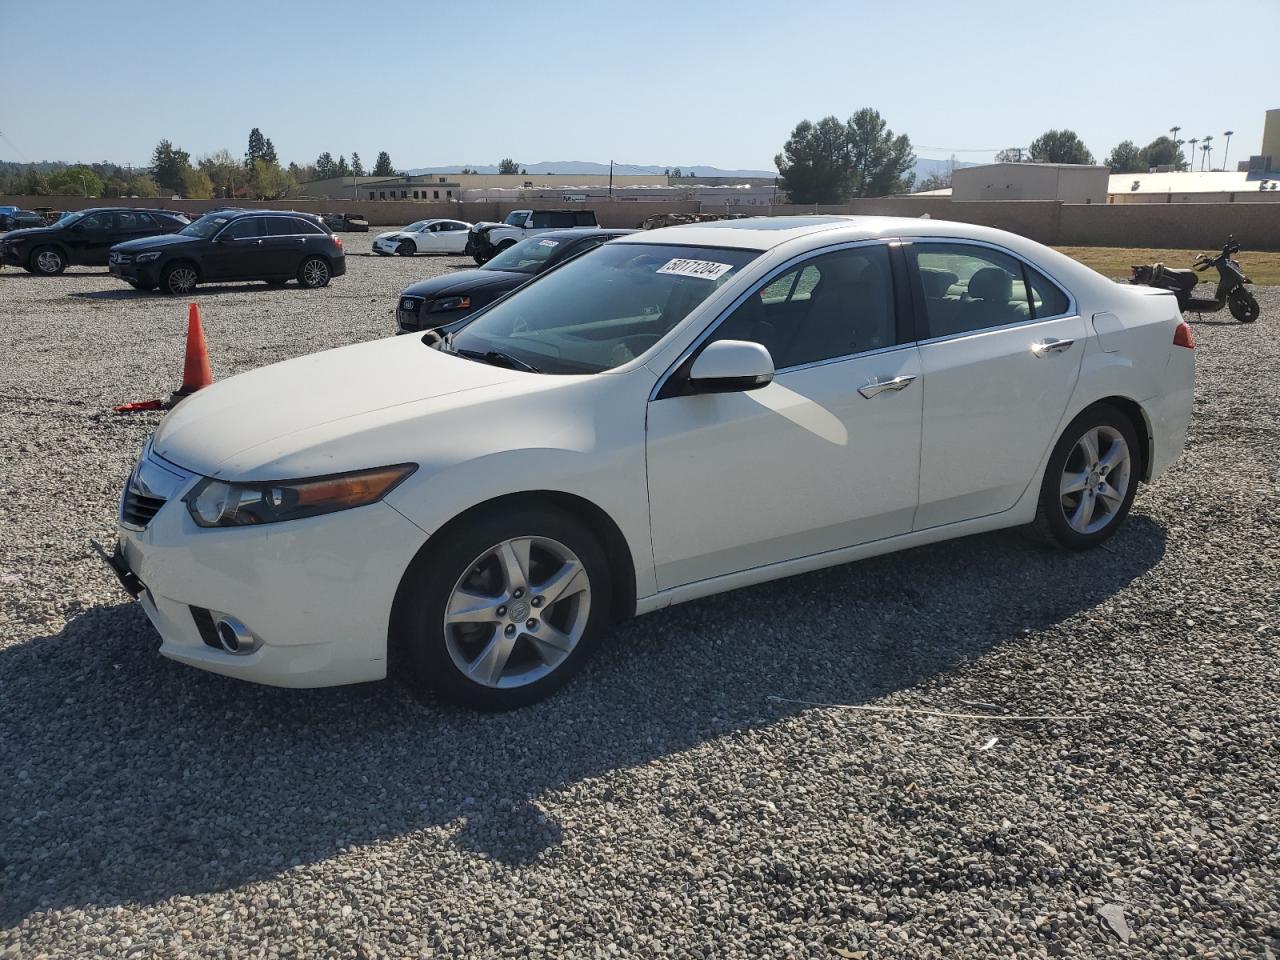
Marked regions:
[67,284,312,301]
[0,517,1166,923]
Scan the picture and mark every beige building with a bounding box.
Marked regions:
[951,163,1110,203]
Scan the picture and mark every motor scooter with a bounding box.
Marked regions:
[1131,236,1259,323]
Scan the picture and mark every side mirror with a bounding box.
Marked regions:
[687,340,774,394]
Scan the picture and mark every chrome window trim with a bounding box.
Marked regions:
[906,237,1078,339]
[648,238,901,402]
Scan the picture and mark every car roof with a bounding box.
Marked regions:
[532,227,637,241]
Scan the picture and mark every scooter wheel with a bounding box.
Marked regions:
[1229,289,1259,323]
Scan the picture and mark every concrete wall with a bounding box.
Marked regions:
[953,163,1109,203]
[5,194,1279,249]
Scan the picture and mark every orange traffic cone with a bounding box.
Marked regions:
[170,302,213,404]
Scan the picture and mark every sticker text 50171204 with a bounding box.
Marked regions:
[656,258,733,281]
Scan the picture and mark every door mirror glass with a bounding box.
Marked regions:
[688,339,774,393]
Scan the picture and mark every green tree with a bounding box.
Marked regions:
[496,157,520,175]
[20,170,50,195]
[373,151,396,176]
[128,175,159,198]
[459,166,478,175]
[245,128,277,170]
[248,157,294,200]
[47,165,104,197]
[315,151,336,179]
[336,155,350,178]
[180,166,214,199]
[151,139,192,195]
[350,152,364,176]
[775,116,854,204]
[994,147,1025,163]
[1105,140,1144,173]
[671,167,683,178]
[1028,129,1094,165]
[847,107,915,196]
[1136,136,1188,171]
[198,150,240,197]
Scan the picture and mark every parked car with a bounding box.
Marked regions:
[465,209,599,264]
[0,209,49,231]
[373,218,472,257]
[107,209,346,295]
[106,216,1193,708]
[396,228,635,332]
[0,207,190,275]
[322,212,369,233]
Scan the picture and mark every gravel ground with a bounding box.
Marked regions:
[1,238,1278,959]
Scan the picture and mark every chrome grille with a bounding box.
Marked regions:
[121,485,165,527]
[119,442,194,531]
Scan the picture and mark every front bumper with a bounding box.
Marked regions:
[0,243,24,267]
[111,449,428,688]
[373,236,403,254]
[464,233,495,259]
[109,257,162,285]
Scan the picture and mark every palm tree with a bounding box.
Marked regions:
[1201,135,1213,171]
[1222,131,1234,170]
[1187,137,1199,170]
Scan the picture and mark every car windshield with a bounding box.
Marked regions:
[179,214,229,239]
[404,220,431,232]
[503,212,529,226]
[449,243,759,375]
[483,235,574,274]
[54,211,84,226]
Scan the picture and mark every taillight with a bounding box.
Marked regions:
[1173,320,1195,349]
[332,235,343,248]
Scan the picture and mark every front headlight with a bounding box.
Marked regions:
[135,251,162,262]
[185,464,416,528]
[426,296,471,313]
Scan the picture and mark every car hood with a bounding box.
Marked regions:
[401,268,526,299]
[153,335,525,478]
[0,225,57,242]
[112,233,198,252]
[375,230,412,241]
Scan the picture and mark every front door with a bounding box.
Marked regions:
[908,241,1087,529]
[67,211,116,265]
[646,242,922,590]
[205,216,264,280]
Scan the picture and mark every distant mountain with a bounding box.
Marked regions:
[405,161,776,178]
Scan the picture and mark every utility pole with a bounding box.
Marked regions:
[1222,131,1234,171]
[609,159,613,199]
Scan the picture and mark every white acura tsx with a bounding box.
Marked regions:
[109,216,1194,708]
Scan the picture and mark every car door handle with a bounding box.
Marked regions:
[858,375,916,399]
[1031,337,1075,357]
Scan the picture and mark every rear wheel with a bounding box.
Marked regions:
[395,506,612,709]
[30,246,66,276]
[1229,288,1259,323]
[297,256,331,288]
[160,261,198,296]
[1034,405,1139,549]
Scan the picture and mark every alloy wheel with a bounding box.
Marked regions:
[35,250,63,273]
[167,266,197,295]
[444,536,591,689]
[302,259,329,286]
[1059,425,1132,535]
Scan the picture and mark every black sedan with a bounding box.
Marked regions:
[395,228,634,333]
[0,209,47,231]
[0,207,189,275]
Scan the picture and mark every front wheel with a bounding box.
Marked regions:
[395,506,613,709]
[1229,288,1259,323]
[30,246,66,276]
[397,240,415,257]
[160,262,198,296]
[1033,405,1140,550]
[297,256,331,289]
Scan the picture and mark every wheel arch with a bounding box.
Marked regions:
[163,257,204,282]
[388,489,638,671]
[1073,395,1153,481]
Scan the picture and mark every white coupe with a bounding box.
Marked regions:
[372,218,472,256]
[112,216,1194,708]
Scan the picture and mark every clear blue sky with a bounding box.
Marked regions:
[2,0,1275,172]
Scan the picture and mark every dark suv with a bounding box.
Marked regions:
[0,207,189,275]
[109,209,347,295]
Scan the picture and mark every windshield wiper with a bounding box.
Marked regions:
[455,348,541,373]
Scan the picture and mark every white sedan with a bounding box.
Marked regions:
[372,218,472,256]
[111,216,1194,708]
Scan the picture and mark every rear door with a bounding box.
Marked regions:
[262,216,325,276]
[908,240,1086,529]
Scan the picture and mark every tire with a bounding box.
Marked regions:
[1228,288,1259,323]
[496,240,516,253]
[1033,404,1140,550]
[397,240,415,257]
[394,505,613,709]
[472,253,490,265]
[297,256,331,289]
[160,261,199,296]
[30,245,67,276]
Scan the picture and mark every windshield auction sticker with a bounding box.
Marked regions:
[656,258,734,281]
[538,239,560,247]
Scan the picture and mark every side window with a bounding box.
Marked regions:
[113,212,139,231]
[133,212,159,229]
[574,211,596,226]
[265,216,317,236]
[914,244,1031,339]
[1025,264,1070,318]
[223,217,262,240]
[530,212,551,228]
[79,212,109,230]
[711,245,897,369]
